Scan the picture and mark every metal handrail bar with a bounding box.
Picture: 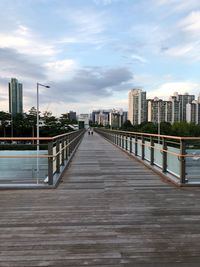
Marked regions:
[0,129,83,141]
[103,129,200,140]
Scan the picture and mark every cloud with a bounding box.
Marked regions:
[178,11,200,35]
[164,43,195,57]
[41,66,133,104]
[93,0,121,5]
[58,9,108,46]
[45,59,78,81]
[0,24,57,57]
[148,81,200,99]
[0,48,46,80]
[131,54,148,64]
[154,0,200,12]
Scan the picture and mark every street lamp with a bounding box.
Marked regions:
[36,82,50,183]
[158,100,160,144]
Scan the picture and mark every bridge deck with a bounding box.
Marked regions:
[1,133,200,266]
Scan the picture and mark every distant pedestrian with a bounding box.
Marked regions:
[91,128,93,135]
[88,128,90,135]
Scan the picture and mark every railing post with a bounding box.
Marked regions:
[135,135,138,156]
[125,135,128,151]
[141,135,145,160]
[180,140,186,184]
[61,138,65,166]
[117,134,119,146]
[48,141,53,185]
[119,135,121,147]
[162,138,167,172]
[150,136,154,165]
[56,139,60,173]
[129,136,132,153]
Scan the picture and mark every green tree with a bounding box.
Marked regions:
[121,120,133,130]
[0,111,11,137]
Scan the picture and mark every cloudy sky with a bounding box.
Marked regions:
[0,0,200,115]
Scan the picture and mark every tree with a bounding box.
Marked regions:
[140,122,157,134]
[27,107,37,138]
[121,120,133,130]
[0,111,11,137]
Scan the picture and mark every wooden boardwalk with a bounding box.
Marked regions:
[1,132,200,266]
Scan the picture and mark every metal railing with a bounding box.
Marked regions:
[0,129,85,188]
[95,128,200,186]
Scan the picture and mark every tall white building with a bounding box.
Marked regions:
[78,114,89,129]
[176,93,195,121]
[109,109,122,129]
[128,89,147,125]
[147,98,172,123]
[186,100,200,124]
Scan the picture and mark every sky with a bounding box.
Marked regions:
[0,0,200,115]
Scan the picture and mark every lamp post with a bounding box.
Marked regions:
[36,83,50,183]
[158,100,160,144]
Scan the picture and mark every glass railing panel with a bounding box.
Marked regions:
[167,146,180,177]
[53,145,57,173]
[131,138,135,154]
[144,141,150,162]
[154,143,162,168]
[0,150,48,184]
[186,149,200,182]
[137,140,142,157]
[127,137,130,151]
[60,142,62,165]
[64,140,66,159]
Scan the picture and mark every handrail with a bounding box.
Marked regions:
[0,129,82,141]
[103,129,200,140]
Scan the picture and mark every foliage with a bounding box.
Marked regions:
[120,121,200,137]
[0,108,77,137]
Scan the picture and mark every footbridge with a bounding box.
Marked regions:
[1,131,200,266]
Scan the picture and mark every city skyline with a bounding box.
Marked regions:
[0,0,200,115]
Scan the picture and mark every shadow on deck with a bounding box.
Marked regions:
[1,132,200,266]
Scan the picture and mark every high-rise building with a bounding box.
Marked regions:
[91,110,111,126]
[78,114,89,129]
[68,111,76,121]
[128,89,147,125]
[147,98,172,123]
[9,78,23,115]
[177,93,195,121]
[122,111,128,124]
[109,109,122,129]
[170,96,180,123]
[186,100,200,124]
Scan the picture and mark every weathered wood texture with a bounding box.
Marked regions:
[0,133,200,266]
